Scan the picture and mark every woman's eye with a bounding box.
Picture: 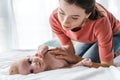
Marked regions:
[28,58,32,64]
[71,17,78,20]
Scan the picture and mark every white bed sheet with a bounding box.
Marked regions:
[0,50,120,80]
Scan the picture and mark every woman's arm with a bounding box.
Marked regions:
[71,58,113,68]
[91,60,114,68]
[49,41,114,68]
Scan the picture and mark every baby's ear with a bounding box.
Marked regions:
[9,63,19,75]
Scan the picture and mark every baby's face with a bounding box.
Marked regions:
[17,56,47,75]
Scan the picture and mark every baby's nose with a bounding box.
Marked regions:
[34,62,40,65]
[33,56,42,61]
[33,57,43,64]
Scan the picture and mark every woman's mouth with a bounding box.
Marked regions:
[71,27,82,32]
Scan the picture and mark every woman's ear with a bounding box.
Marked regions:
[86,12,91,19]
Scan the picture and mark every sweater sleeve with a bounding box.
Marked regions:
[96,3,120,34]
[94,17,114,62]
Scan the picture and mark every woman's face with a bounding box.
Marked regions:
[58,0,90,31]
[18,56,46,75]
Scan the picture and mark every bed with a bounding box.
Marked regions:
[0,40,120,80]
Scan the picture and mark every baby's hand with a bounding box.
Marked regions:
[35,45,48,58]
[72,58,93,67]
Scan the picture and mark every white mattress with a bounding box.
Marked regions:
[0,50,120,80]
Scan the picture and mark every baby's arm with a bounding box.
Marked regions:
[71,58,93,67]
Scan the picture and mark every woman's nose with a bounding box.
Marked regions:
[63,16,70,25]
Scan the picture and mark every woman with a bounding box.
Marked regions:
[48,0,120,68]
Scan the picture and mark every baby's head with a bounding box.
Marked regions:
[9,55,47,75]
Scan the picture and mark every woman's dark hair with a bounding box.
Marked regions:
[64,0,99,20]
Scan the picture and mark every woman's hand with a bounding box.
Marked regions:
[72,58,93,67]
[49,47,82,64]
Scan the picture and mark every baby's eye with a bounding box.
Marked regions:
[30,69,34,73]
[28,58,32,64]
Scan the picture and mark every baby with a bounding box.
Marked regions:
[9,45,92,75]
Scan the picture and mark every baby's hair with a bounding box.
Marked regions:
[9,62,19,75]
